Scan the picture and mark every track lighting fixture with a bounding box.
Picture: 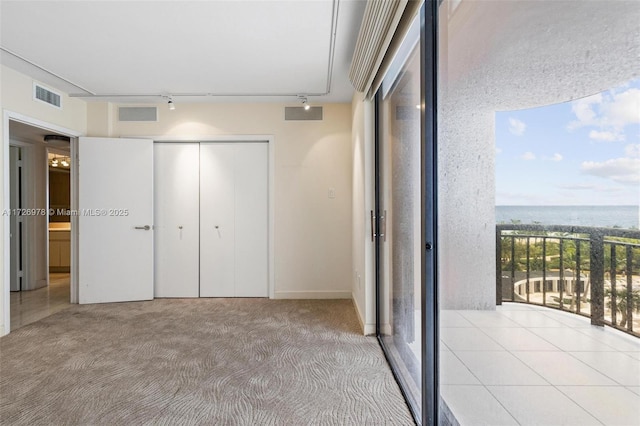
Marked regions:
[49,153,71,168]
[168,97,176,111]
[298,95,310,111]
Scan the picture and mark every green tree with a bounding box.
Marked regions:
[605,287,640,328]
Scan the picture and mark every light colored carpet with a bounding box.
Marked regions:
[0,299,414,425]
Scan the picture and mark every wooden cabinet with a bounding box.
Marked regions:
[49,230,70,272]
[49,169,70,222]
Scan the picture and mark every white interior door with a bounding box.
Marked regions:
[9,146,22,292]
[200,144,235,297]
[200,143,268,297]
[154,143,199,297]
[78,137,154,304]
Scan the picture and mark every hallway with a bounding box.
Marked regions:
[10,273,70,331]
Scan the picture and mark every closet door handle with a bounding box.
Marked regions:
[134,225,151,230]
[370,210,376,241]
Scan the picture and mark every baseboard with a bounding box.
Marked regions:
[380,323,392,335]
[273,290,351,299]
[351,293,375,335]
[32,279,47,290]
[362,323,375,335]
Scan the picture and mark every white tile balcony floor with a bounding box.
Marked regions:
[441,303,640,425]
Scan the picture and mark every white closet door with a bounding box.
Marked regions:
[200,143,268,297]
[154,143,200,297]
[200,144,236,297]
[234,143,268,297]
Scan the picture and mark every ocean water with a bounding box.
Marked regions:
[496,205,639,229]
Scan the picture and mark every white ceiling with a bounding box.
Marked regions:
[9,120,70,148]
[0,0,366,103]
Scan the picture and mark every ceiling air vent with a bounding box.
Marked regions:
[285,107,323,121]
[33,83,62,109]
[118,107,158,122]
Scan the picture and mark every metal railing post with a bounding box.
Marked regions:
[511,236,515,302]
[496,229,502,305]
[559,239,564,310]
[526,237,530,303]
[626,246,633,333]
[590,231,605,327]
[542,237,547,306]
[576,241,581,314]
[611,244,617,326]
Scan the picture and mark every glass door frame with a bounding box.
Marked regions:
[374,2,439,425]
[420,1,439,425]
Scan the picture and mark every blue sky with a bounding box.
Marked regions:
[495,78,640,206]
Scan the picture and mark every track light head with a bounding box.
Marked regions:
[168,98,176,111]
[298,95,310,110]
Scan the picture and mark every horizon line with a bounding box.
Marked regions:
[496,205,639,207]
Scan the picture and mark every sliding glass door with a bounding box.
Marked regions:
[375,15,424,421]
[377,1,637,424]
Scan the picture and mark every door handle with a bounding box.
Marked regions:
[370,210,376,241]
[134,225,151,230]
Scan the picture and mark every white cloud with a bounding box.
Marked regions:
[606,88,640,128]
[581,157,640,185]
[568,87,640,137]
[521,151,536,160]
[568,93,602,130]
[589,130,624,142]
[508,118,526,136]
[556,183,622,193]
[541,153,563,161]
[496,147,502,154]
[625,144,640,158]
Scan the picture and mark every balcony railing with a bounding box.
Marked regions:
[496,224,640,337]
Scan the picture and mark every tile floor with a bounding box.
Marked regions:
[441,303,640,425]
[9,273,70,331]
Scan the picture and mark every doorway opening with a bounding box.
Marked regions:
[6,119,77,332]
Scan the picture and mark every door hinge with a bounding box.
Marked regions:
[371,210,387,242]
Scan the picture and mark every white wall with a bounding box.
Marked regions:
[1,64,87,334]
[1,66,87,132]
[1,63,352,334]
[87,101,353,300]
[351,93,375,334]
